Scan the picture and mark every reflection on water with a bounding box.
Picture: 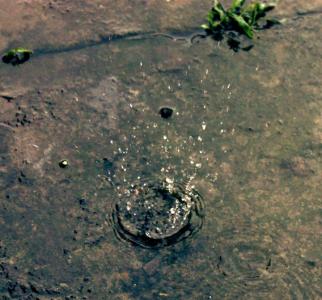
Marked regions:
[0,4,321,299]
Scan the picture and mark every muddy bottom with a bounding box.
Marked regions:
[0,1,322,299]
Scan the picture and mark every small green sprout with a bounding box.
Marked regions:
[2,48,33,65]
[202,0,279,41]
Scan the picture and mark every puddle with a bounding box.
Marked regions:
[0,1,322,299]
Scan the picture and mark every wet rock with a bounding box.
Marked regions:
[219,162,233,178]
[305,260,317,268]
[88,77,136,130]
[4,278,52,299]
[9,127,54,177]
[78,198,88,208]
[59,159,69,168]
[15,112,32,127]
[0,263,9,278]
[280,156,314,177]
[143,257,162,276]
[0,86,30,101]
[103,158,115,177]
[17,170,34,186]
[0,94,14,102]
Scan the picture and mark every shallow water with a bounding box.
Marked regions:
[0,1,321,299]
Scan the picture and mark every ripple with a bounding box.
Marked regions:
[111,176,204,248]
[210,223,321,299]
[215,239,275,298]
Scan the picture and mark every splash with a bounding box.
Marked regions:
[111,176,204,248]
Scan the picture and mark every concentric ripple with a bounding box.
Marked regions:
[111,177,204,248]
[210,223,322,299]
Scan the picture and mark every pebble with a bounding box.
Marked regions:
[159,107,173,119]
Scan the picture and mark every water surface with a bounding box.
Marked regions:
[0,1,321,299]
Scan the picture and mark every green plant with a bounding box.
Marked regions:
[2,47,33,65]
[202,0,278,39]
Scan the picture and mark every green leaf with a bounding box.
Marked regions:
[12,47,33,54]
[228,12,254,38]
[241,3,255,25]
[205,1,227,30]
[201,24,210,30]
[205,11,217,30]
[213,0,219,7]
[213,2,226,22]
[242,1,277,25]
[231,0,246,10]
[202,0,277,41]
[2,47,33,65]
[258,2,276,13]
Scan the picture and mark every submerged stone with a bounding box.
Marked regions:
[280,156,313,177]
[103,158,114,176]
[159,107,173,119]
[112,177,204,248]
[59,159,69,168]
